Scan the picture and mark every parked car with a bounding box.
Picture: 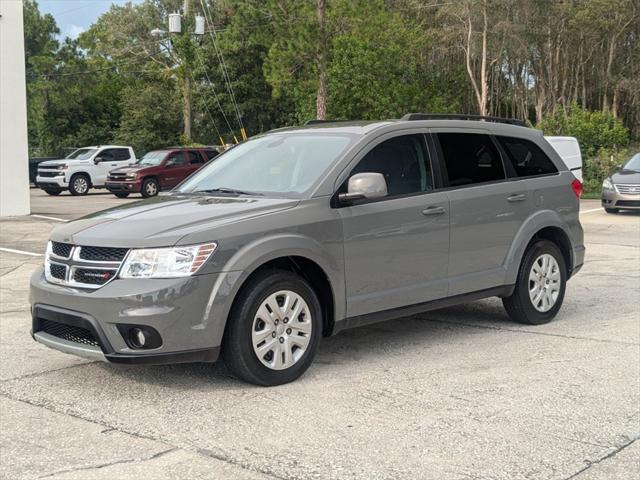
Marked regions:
[105,147,219,198]
[601,152,640,213]
[36,146,136,196]
[545,136,582,182]
[30,114,585,386]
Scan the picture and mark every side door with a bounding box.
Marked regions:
[93,149,118,185]
[159,151,188,189]
[433,130,532,295]
[337,133,450,318]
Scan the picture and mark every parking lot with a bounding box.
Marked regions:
[0,189,638,479]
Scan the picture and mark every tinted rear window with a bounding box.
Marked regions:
[497,136,558,177]
[437,133,505,186]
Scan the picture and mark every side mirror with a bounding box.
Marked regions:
[616,164,623,170]
[93,156,103,164]
[338,172,388,204]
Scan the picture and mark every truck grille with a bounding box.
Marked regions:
[615,184,640,195]
[109,172,128,181]
[38,171,62,178]
[37,318,99,347]
[45,242,128,289]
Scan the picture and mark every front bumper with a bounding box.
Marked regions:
[601,188,640,210]
[30,266,226,364]
[105,180,142,193]
[36,175,67,188]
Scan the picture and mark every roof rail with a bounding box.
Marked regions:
[401,113,527,127]
[304,119,351,125]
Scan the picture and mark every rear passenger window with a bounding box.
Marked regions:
[437,133,505,186]
[497,136,558,177]
[352,134,432,196]
[113,148,131,161]
[204,150,219,160]
[186,150,204,164]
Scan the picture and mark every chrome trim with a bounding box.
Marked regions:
[47,241,72,260]
[33,331,107,362]
[615,183,640,195]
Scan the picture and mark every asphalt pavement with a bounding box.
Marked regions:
[0,190,638,479]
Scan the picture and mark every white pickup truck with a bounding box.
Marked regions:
[36,145,136,196]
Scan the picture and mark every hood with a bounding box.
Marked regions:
[39,158,92,168]
[50,194,299,248]
[611,169,640,184]
[110,164,153,174]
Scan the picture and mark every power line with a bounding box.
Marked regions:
[199,0,246,140]
[188,69,226,147]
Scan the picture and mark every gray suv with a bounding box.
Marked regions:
[30,114,585,385]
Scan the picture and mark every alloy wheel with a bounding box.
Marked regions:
[528,253,561,312]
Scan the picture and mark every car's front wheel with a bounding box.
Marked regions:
[141,178,159,198]
[69,174,90,196]
[503,240,566,325]
[222,270,322,386]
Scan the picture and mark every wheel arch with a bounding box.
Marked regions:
[70,171,92,187]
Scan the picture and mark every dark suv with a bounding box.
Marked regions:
[106,147,219,198]
[31,114,584,386]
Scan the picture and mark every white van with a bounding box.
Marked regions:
[545,136,582,182]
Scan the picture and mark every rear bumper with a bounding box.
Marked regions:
[601,189,640,210]
[105,181,142,192]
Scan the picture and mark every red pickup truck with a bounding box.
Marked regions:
[106,147,219,198]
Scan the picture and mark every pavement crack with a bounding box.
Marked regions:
[419,318,639,346]
[34,447,178,479]
[0,361,96,384]
[563,434,640,479]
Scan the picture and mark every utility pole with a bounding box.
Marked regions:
[182,0,192,139]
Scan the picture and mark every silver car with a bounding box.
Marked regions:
[602,153,640,213]
[30,115,585,385]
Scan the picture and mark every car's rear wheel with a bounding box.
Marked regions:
[114,192,130,198]
[141,178,159,198]
[222,270,322,386]
[605,207,619,214]
[503,240,566,325]
[43,189,62,196]
[69,174,90,196]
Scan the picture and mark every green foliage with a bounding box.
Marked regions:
[537,105,630,157]
[582,148,634,193]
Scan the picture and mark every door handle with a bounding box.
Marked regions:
[422,206,446,216]
[507,194,526,202]
[111,163,117,166]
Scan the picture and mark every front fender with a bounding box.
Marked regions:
[202,233,345,348]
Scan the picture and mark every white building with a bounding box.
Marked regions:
[0,0,30,216]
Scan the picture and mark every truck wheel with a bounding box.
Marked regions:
[69,174,90,196]
[502,240,566,325]
[114,192,130,198]
[141,178,159,198]
[222,270,322,386]
[44,189,62,196]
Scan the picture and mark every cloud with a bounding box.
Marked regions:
[66,24,86,40]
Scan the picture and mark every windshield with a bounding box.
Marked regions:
[623,153,640,171]
[176,134,353,197]
[65,148,97,160]
[137,150,169,166]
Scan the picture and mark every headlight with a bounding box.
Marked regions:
[602,178,614,190]
[125,173,137,180]
[119,242,217,278]
[56,164,68,170]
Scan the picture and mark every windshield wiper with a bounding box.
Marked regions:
[193,187,264,196]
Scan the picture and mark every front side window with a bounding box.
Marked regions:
[187,151,204,164]
[66,148,97,160]
[350,134,432,196]
[166,152,186,167]
[437,133,505,186]
[497,136,557,177]
[177,134,353,197]
[98,149,115,161]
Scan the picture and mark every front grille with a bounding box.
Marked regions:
[37,318,99,347]
[51,241,72,258]
[616,200,640,207]
[50,263,67,280]
[79,246,128,262]
[616,184,640,195]
[109,173,128,181]
[73,268,116,286]
[38,171,62,178]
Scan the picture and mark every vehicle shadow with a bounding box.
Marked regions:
[100,299,511,390]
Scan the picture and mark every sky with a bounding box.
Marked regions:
[38,0,140,40]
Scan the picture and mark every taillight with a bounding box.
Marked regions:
[571,178,583,198]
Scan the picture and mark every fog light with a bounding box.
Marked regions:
[132,328,146,347]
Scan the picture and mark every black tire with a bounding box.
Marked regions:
[69,174,90,196]
[114,192,130,198]
[502,240,567,325]
[222,269,323,386]
[43,189,62,196]
[605,207,619,214]
[141,178,159,198]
